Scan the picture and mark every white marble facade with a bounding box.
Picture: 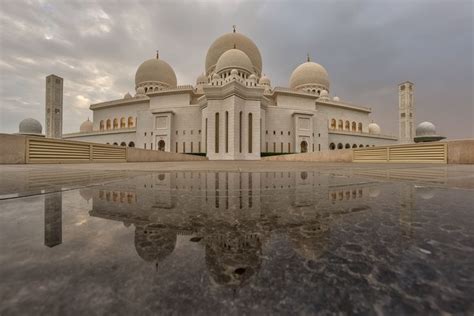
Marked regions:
[63,29,398,159]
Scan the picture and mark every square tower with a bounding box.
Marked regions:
[398,81,414,143]
[45,74,63,138]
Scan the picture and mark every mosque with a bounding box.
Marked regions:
[17,28,444,160]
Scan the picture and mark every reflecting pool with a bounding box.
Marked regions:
[1,170,473,314]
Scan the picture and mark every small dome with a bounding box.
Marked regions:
[333,96,340,102]
[230,69,238,75]
[249,74,257,80]
[124,92,132,99]
[135,55,177,89]
[196,73,207,85]
[212,73,220,80]
[205,31,262,75]
[80,118,93,133]
[136,87,146,96]
[259,74,271,85]
[416,121,436,136]
[368,122,381,135]
[319,89,329,100]
[289,61,330,90]
[215,49,254,74]
[19,118,42,135]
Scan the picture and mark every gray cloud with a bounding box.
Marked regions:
[0,0,472,138]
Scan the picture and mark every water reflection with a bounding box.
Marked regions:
[44,192,62,248]
[81,171,394,286]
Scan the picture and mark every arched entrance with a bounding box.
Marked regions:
[158,140,165,151]
[300,141,308,153]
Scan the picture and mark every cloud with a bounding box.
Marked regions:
[0,0,472,139]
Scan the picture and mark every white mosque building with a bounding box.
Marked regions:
[58,29,400,160]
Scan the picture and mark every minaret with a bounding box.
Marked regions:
[398,81,415,143]
[45,74,63,138]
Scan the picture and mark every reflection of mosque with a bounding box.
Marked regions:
[42,170,437,287]
[86,171,382,287]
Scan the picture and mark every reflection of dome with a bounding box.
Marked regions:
[416,187,435,200]
[124,92,132,99]
[215,49,254,74]
[135,55,177,89]
[416,121,436,136]
[205,31,262,75]
[368,123,381,135]
[333,96,340,102]
[134,224,177,263]
[19,118,42,135]
[205,231,262,287]
[368,187,381,198]
[79,118,93,133]
[289,222,329,260]
[136,87,146,96]
[79,188,93,202]
[289,61,330,91]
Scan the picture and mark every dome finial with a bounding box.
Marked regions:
[156,50,159,59]
[307,53,310,62]
[233,25,236,33]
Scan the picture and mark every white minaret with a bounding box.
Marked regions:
[45,74,63,138]
[398,81,415,143]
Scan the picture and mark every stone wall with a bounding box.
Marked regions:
[446,139,474,164]
[262,149,352,162]
[126,148,207,162]
[0,134,26,164]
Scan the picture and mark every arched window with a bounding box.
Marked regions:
[248,113,253,153]
[352,144,357,148]
[337,143,343,149]
[225,111,229,153]
[352,121,357,131]
[128,142,135,147]
[329,143,336,150]
[330,119,336,129]
[128,117,134,128]
[359,144,364,148]
[215,112,219,153]
[366,144,370,147]
[300,141,308,153]
[106,119,111,130]
[100,120,104,131]
[358,122,363,132]
[239,111,242,153]
[120,142,126,146]
[120,117,126,128]
[113,118,119,129]
[113,142,118,146]
[158,140,165,151]
[345,120,350,130]
[345,143,351,149]
[338,120,343,130]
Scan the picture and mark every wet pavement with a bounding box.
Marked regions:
[0,162,473,315]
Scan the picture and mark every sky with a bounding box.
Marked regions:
[0,0,472,138]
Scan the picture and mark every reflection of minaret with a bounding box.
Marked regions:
[44,192,62,247]
[399,184,415,239]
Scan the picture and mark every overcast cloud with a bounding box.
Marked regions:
[0,0,472,138]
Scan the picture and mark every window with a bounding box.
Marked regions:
[345,121,350,130]
[266,130,268,135]
[329,143,335,150]
[176,142,178,152]
[265,142,268,151]
[288,143,291,152]
[273,130,276,135]
[281,131,283,135]
[205,119,208,152]
[120,142,126,146]
[280,142,283,152]
[144,143,147,149]
[330,119,336,129]
[352,122,357,131]
[158,140,165,151]
[358,123,363,132]
[144,132,147,136]
[128,117,134,128]
[248,113,253,153]
[337,143,343,149]
[120,117,126,128]
[128,142,135,147]
[273,142,276,152]
[239,111,242,153]
[151,143,153,150]
[215,113,219,153]
[225,111,229,153]
[338,120,343,130]
[345,143,350,149]
[288,131,291,136]
[318,144,321,151]
[176,130,178,135]
[106,119,111,130]
[100,120,104,131]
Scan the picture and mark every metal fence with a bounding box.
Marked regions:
[352,142,447,163]
[27,137,126,163]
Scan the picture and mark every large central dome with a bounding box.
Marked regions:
[205,31,262,75]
